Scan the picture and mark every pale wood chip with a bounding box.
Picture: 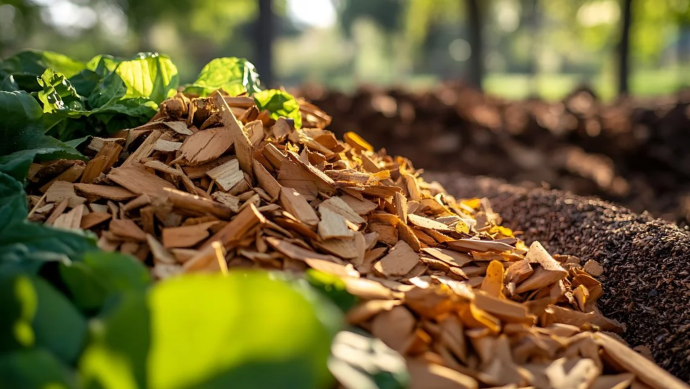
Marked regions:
[202,203,265,249]
[176,127,233,166]
[394,192,407,224]
[253,159,281,200]
[39,164,85,193]
[108,166,175,197]
[421,248,473,267]
[584,259,604,277]
[265,237,342,263]
[346,299,402,325]
[446,238,515,253]
[319,196,365,224]
[205,159,243,191]
[163,121,193,135]
[279,187,319,227]
[74,183,137,201]
[408,213,451,231]
[317,207,354,240]
[146,234,177,264]
[162,222,217,248]
[80,212,111,229]
[374,240,419,277]
[371,305,416,352]
[154,139,182,152]
[45,181,76,203]
[53,204,85,229]
[123,130,162,167]
[407,360,478,389]
[109,219,147,242]
[545,305,625,333]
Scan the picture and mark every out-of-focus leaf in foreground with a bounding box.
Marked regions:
[0,349,74,389]
[0,273,87,365]
[80,272,340,389]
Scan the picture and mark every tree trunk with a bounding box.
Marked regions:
[465,0,483,91]
[526,0,540,97]
[618,0,633,95]
[256,0,274,88]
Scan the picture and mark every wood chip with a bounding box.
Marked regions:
[279,187,319,227]
[374,240,419,276]
[109,219,147,242]
[108,166,175,197]
[74,183,137,201]
[318,206,354,240]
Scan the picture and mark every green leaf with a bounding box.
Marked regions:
[113,53,179,103]
[0,274,87,365]
[253,89,302,129]
[0,147,85,182]
[0,349,74,389]
[31,275,88,364]
[0,91,84,159]
[0,172,97,274]
[0,274,36,351]
[80,272,340,389]
[185,57,262,97]
[0,50,86,78]
[0,75,19,91]
[36,69,85,114]
[60,251,151,312]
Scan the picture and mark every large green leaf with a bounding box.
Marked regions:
[80,272,340,389]
[0,274,87,365]
[113,53,179,103]
[0,50,86,79]
[0,91,83,158]
[0,349,74,389]
[253,89,302,129]
[60,251,151,312]
[0,173,97,274]
[31,275,88,364]
[185,57,262,97]
[0,274,36,352]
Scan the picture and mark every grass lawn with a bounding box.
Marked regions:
[485,67,690,101]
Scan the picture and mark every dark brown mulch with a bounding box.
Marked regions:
[426,172,690,382]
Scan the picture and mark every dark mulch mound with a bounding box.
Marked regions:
[426,172,690,382]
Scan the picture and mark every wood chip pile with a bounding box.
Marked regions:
[25,91,688,389]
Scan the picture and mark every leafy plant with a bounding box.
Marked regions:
[253,89,303,129]
[0,49,368,389]
[185,57,262,97]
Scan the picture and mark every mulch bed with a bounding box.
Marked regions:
[428,172,690,382]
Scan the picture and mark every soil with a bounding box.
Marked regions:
[297,84,690,226]
[427,172,690,382]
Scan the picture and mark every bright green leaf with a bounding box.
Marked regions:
[36,69,85,114]
[253,89,302,128]
[80,272,340,389]
[114,53,179,103]
[0,50,86,78]
[0,274,37,352]
[185,57,262,97]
